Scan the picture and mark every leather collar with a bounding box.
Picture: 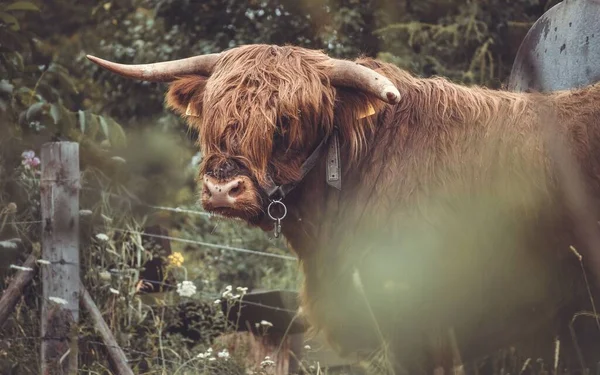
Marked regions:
[263,127,342,202]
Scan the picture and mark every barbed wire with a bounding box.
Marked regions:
[2,180,293,261]
[108,227,296,261]
[2,222,293,261]
[4,177,214,217]
[6,220,43,225]
[143,204,213,217]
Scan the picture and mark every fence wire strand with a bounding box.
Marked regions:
[108,227,296,261]
[2,180,294,261]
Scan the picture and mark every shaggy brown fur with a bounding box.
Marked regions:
[165,44,600,374]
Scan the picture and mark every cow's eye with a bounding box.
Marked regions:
[273,128,285,148]
[278,115,290,130]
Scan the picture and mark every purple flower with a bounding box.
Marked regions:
[21,150,40,169]
[21,150,35,160]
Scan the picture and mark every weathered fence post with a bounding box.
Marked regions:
[0,254,37,328]
[80,282,135,375]
[40,142,80,375]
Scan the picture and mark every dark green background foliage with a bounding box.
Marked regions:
[0,0,562,373]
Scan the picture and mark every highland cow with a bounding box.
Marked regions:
[88,44,600,374]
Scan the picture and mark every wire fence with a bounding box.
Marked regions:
[1,173,302,371]
[3,218,295,261]
[108,227,296,261]
[2,177,295,262]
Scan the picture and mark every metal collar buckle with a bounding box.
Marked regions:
[267,199,287,238]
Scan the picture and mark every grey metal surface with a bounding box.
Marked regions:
[508,0,600,92]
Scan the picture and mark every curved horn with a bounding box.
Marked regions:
[85,53,221,82]
[328,59,401,104]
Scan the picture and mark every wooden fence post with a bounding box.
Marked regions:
[0,254,37,328]
[80,282,135,375]
[40,142,80,375]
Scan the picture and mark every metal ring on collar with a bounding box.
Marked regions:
[267,200,287,221]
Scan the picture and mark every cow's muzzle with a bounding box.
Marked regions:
[200,174,262,220]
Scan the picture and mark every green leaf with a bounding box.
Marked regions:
[57,105,76,132]
[99,115,109,138]
[46,64,79,94]
[58,71,79,94]
[25,101,45,121]
[0,80,14,96]
[13,86,34,104]
[7,52,24,72]
[5,1,40,12]
[106,117,127,149]
[85,113,100,139]
[78,109,86,133]
[49,104,61,125]
[0,12,19,31]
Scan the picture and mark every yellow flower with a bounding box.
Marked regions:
[168,252,184,267]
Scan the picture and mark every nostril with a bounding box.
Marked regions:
[228,181,244,198]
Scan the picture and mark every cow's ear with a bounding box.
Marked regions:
[334,87,387,121]
[332,58,397,120]
[165,76,208,118]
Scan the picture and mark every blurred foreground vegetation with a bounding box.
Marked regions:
[0,0,560,373]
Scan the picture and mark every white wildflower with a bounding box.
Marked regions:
[222,285,233,298]
[0,241,18,249]
[109,288,120,295]
[304,345,311,350]
[79,209,93,216]
[95,233,109,242]
[36,259,51,265]
[49,297,68,305]
[196,348,214,359]
[10,265,33,272]
[236,286,248,294]
[217,349,230,360]
[99,270,111,281]
[213,299,221,305]
[260,356,275,368]
[176,281,197,297]
[260,320,273,327]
